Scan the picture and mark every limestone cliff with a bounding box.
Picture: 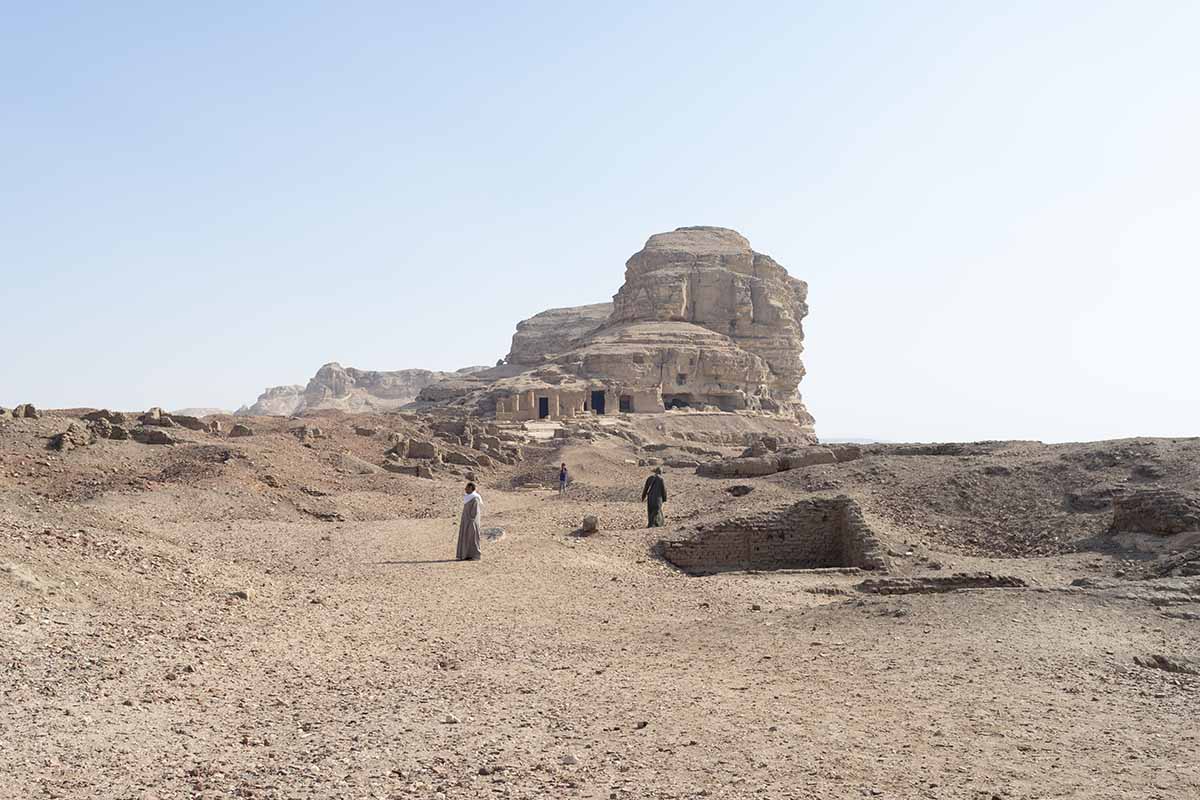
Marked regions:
[238,364,484,416]
[480,226,814,425]
[505,302,613,365]
[610,227,808,401]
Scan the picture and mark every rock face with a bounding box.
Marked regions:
[484,226,815,426]
[239,385,306,416]
[505,303,613,365]
[1110,490,1200,535]
[610,227,809,403]
[239,364,487,416]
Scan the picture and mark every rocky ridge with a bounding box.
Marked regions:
[239,363,487,417]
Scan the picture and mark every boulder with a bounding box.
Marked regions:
[208,420,222,434]
[171,414,209,431]
[229,423,254,438]
[581,515,600,534]
[290,425,323,441]
[132,427,176,445]
[406,440,439,460]
[338,453,382,475]
[726,485,754,497]
[777,447,837,470]
[109,425,130,440]
[0,408,10,420]
[355,426,378,437]
[12,404,39,419]
[697,456,780,479]
[444,451,480,468]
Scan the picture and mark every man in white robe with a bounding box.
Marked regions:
[457,482,482,561]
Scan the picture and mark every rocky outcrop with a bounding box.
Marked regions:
[611,227,809,404]
[12,404,40,419]
[1110,490,1200,535]
[505,303,613,365]
[482,227,815,426]
[239,364,488,416]
[238,385,306,416]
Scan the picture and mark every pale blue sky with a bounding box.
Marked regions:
[2,1,1197,441]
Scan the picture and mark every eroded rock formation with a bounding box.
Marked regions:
[486,226,815,425]
[239,364,486,416]
[611,227,808,401]
[506,303,612,366]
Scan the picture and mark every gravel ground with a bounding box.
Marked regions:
[2,412,1198,799]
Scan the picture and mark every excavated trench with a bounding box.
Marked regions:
[658,496,889,575]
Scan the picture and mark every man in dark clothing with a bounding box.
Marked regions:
[641,467,667,527]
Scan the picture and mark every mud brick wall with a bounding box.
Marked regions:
[660,496,888,574]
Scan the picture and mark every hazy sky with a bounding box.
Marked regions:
[3,2,1197,442]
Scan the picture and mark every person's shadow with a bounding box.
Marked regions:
[371,559,460,565]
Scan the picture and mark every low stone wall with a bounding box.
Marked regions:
[659,496,888,575]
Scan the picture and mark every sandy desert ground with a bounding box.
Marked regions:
[2,410,1198,800]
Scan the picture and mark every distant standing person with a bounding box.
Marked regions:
[558,462,569,496]
[641,467,667,528]
[457,482,482,561]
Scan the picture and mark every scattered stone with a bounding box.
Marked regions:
[354,426,378,437]
[88,418,114,439]
[581,515,599,534]
[230,589,251,601]
[108,425,130,441]
[229,423,255,438]
[291,424,324,441]
[442,713,460,724]
[726,485,754,497]
[82,409,128,425]
[558,753,579,766]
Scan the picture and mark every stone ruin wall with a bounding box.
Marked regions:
[659,497,888,575]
